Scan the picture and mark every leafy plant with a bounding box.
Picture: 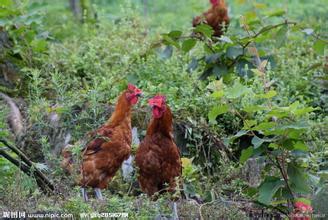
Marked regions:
[158,1,327,216]
[0,0,48,95]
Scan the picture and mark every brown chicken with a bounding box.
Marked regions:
[62,84,142,201]
[192,0,229,37]
[61,145,74,174]
[135,95,182,197]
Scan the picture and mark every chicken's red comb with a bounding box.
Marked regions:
[210,0,219,6]
[128,83,142,94]
[128,83,137,91]
[148,95,166,108]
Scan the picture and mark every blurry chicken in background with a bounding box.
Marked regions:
[136,95,182,219]
[192,0,230,37]
[61,84,142,201]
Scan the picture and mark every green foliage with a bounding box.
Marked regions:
[0,0,49,95]
[157,0,327,215]
[63,196,93,214]
[312,185,328,217]
[0,104,14,192]
[0,0,327,218]
[209,78,321,211]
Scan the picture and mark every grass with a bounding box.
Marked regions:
[0,0,327,218]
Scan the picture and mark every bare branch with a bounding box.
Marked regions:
[0,138,54,192]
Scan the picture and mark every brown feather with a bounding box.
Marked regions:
[135,105,182,198]
[77,90,133,189]
[193,0,229,37]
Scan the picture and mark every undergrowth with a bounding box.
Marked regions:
[0,0,327,218]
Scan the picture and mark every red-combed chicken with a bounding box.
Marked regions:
[62,84,142,201]
[192,0,230,37]
[135,95,182,218]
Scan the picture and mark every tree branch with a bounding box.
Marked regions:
[0,138,54,192]
[0,148,53,193]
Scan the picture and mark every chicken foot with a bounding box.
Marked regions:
[172,201,179,220]
[81,187,88,202]
[81,188,104,201]
[94,188,104,200]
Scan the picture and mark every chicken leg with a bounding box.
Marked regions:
[81,187,88,202]
[172,202,179,220]
[94,188,103,200]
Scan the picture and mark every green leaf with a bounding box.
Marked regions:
[281,139,294,150]
[275,25,288,47]
[126,74,139,84]
[267,109,289,119]
[187,58,198,72]
[289,101,300,112]
[265,9,286,17]
[205,53,220,63]
[236,0,246,4]
[244,105,266,113]
[268,143,279,149]
[287,130,303,139]
[226,46,244,59]
[293,107,317,116]
[243,120,257,130]
[313,40,326,55]
[252,122,276,131]
[271,199,289,206]
[0,9,16,18]
[228,130,248,143]
[211,91,224,99]
[240,147,253,163]
[207,79,224,91]
[236,59,255,77]
[256,90,277,99]
[258,177,284,205]
[252,136,264,148]
[293,141,308,151]
[225,80,251,99]
[294,198,312,205]
[162,35,180,48]
[251,68,264,77]
[159,45,173,60]
[253,2,267,9]
[199,67,213,80]
[212,65,228,78]
[31,39,47,52]
[0,0,14,8]
[279,121,309,130]
[244,11,257,22]
[234,130,248,137]
[194,24,214,38]
[208,104,229,122]
[182,39,197,52]
[244,187,257,197]
[168,30,182,39]
[288,163,310,193]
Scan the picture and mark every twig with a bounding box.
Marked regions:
[311,32,328,44]
[199,199,217,220]
[241,20,297,49]
[275,155,295,202]
[0,148,53,193]
[0,138,54,192]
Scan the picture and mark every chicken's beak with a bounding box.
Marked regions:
[136,93,143,98]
